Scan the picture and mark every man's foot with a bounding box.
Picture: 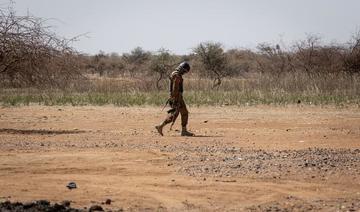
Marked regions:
[155,125,163,136]
[181,130,194,136]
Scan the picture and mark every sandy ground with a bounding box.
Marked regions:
[0,105,359,211]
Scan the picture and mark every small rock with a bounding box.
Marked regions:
[23,202,35,209]
[53,203,66,210]
[105,199,111,205]
[36,200,50,206]
[61,200,71,207]
[66,182,77,189]
[89,205,104,211]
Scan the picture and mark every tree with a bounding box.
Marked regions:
[293,35,322,75]
[122,47,150,77]
[91,51,107,76]
[256,43,294,77]
[225,49,253,77]
[344,31,360,74]
[150,48,175,90]
[194,42,228,88]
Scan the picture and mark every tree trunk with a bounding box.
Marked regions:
[212,70,222,89]
[156,73,163,91]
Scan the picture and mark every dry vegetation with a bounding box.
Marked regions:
[0,2,83,89]
[0,3,359,106]
[1,3,360,211]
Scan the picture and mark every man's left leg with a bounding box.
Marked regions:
[155,107,179,136]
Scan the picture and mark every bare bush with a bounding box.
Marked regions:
[88,51,107,76]
[291,35,344,76]
[224,49,253,77]
[149,48,175,90]
[256,43,294,77]
[255,35,350,78]
[344,31,360,74]
[122,47,151,77]
[194,42,229,88]
[0,3,83,88]
[86,51,125,77]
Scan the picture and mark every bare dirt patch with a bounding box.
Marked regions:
[0,105,359,211]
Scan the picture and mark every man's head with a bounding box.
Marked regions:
[176,61,190,74]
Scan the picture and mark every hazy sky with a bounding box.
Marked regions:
[8,0,360,55]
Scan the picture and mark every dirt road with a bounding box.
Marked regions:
[0,105,359,211]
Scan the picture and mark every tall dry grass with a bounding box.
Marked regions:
[1,71,359,106]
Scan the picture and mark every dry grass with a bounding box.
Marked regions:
[1,72,359,107]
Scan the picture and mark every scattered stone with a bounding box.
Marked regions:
[23,202,35,209]
[66,182,77,189]
[61,200,71,207]
[89,205,104,211]
[0,200,83,211]
[36,200,50,206]
[246,197,360,212]
[170,146,360,180]
[53,203,66,210]
[105,199,112,205]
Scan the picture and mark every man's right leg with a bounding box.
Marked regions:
[155,111,178,136]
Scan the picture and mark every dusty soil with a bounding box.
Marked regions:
[0,105,359,211]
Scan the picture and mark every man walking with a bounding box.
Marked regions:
[155,62,194,136]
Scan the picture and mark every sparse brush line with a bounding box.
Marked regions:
[1,74,359,107]
[0,90,359,107]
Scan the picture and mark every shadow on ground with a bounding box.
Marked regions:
[0,128,86,135]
